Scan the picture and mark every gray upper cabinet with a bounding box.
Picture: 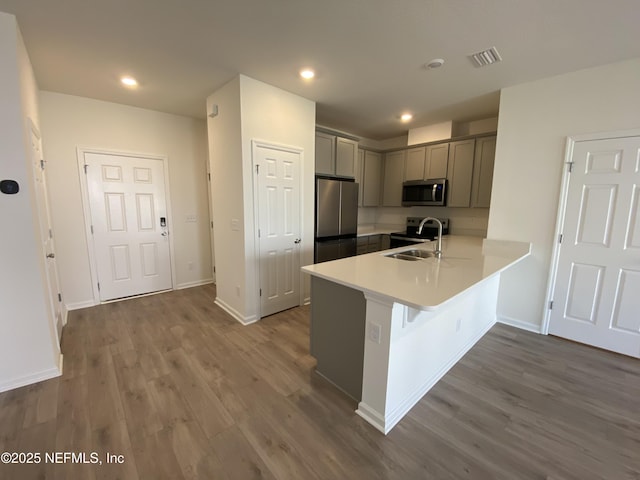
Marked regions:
[425,143,449,179]
[471,135,497,208]
[405,147,426,181]
[404,143,449,181]
[355,148,364,206]
[362,150,383,207]
[315,132,357,178]
[336,137,357,177]
[446,139,476,207]
[382,150,406,206]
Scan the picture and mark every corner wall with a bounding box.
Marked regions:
[0,13,60,392]
[40,92,212,309]
[488,58,640,331]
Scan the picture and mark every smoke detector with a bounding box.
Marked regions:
[469,47,502,67]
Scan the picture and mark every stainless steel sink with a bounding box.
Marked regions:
[384,248,436,261]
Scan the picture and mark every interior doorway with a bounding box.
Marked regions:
[547,131,640,358]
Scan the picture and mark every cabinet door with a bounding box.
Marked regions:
[471,135,496,208]
[335,137,357,178]
[382,150,406,206]
[355,149,364,206]
[425,143,449,179]
[446,139,475,207]
[315,132,335,175]
[405,147,426,181]
[362,151,382,207]
[366,235,381,253]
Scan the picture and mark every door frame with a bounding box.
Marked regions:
[543,127,640,335]
[76,146,176,305]
[251,139,305,320]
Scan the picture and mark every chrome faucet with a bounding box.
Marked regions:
[417,217,443,258]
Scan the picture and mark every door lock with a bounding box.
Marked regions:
[161,231,168,237]
[294,238,301,244]
[46,253,55,258]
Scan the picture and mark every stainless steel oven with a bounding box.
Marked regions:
[389,217,449,248]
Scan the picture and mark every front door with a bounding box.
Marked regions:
[549,135,640,358]
[30,122,63,343]
[84,152,173,301]
[255,143,302,317]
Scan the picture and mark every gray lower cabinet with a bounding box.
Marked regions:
[356,234,385,254]
[446,139,476,207]
[310,277,366,401]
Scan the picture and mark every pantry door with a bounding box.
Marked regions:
[549,134,640,358]
[254,141,303,318]
[82,151,173,301]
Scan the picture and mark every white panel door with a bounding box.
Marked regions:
[255,144,301,317]
[30,123,63,344]
[85,153,172,301]
[550,136,640,358]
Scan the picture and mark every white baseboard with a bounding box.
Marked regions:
[497,315,544,334]
[0,354,63,393]
[66,300,97,311]
[214,297,258,325]
[176,278,215,290]
[358,321,496,435]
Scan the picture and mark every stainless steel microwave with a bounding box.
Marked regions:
[401,178,447,206]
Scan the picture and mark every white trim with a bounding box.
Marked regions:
[175,278,215,290]
[497,315,544,334]
[215,297,258,325]
[543,127,640,335]
[0,355,63,394]
[76,146,176,304]
[66,299,98,311]
[251,139,305,320]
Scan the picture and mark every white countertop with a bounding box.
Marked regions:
[302,236,531,311]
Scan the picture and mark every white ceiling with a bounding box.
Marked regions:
[1,0,639,140]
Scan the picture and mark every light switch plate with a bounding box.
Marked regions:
[367,322,381,344]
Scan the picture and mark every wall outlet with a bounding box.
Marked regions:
[236,285,241,297]
[188,261,194,271]
[368,322,382,344]
[231,219,240,231]
[456,318,462,332]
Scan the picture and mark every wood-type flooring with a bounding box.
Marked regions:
[0,284,638,479]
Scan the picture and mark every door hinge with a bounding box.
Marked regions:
[549,300,554,310]
[211,220,214,228]
[558,234,563,244]
[90,225,94,234]
[40,159,45,170]
[208,173,211,181]
[83,164,88,174]
[258,229,261,238]
[97,282,101,291]
[213,266,216,273]
[49,228,53,239]
[255,164,260,174]
[566,161,574,173]
[57,293,62,302]
[259,288,262,297]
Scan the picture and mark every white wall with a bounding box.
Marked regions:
[207,75,315,323]
[488,58,640,331]
[40,92,212,309]
[0,13,60,392]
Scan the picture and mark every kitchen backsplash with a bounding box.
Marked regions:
[358,206,489,237]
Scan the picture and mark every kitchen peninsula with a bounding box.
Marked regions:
[302,236,530,434]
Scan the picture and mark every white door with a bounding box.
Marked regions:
[255,144,302,317]
[549,136,640,358]
[84,152,172,301]
[30,122,63,343]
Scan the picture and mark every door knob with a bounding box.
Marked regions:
[46,253,55,258]
[294,238,301,244]
[161,231,168,237]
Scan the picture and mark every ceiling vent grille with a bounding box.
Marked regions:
[469,47,502,67]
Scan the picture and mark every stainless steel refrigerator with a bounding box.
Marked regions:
[315,177,359,263]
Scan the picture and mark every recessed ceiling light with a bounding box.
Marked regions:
[424,58,445,70]
[300,69,315,80]
[121,76,138,87]
[400,113,413,122]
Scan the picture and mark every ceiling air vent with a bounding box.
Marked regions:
[469,47,502,67]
